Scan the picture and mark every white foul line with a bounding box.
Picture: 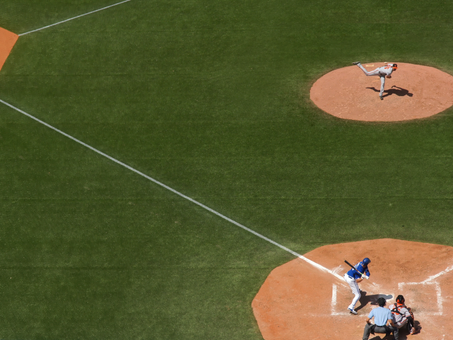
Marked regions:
[19,0,131,36]
[0,98,343,281]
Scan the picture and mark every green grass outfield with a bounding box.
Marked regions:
[1,0,453,339]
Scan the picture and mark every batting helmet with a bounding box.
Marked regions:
[363,257,371,265]
[396,295,405,304]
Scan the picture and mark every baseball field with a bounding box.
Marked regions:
[1,0,453,339]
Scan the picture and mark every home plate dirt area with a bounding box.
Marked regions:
[310,62,453,122]
[252,239,453,340]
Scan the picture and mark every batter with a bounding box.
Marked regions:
[344,257,371,314]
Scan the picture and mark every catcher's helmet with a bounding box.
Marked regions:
[362,257,371,265]
[396,295,405,304]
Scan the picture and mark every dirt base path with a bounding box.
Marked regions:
[252,239,453,340]
[310,63,453,122]
[0,27,19,71]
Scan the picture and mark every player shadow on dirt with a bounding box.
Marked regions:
[366,85,414,99]
[369,321,423,340]
[370,324,422,340]
[356,291,393,311]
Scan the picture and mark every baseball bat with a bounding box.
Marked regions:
[344,260,369,279]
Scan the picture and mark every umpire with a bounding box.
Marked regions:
[362,297,398,340]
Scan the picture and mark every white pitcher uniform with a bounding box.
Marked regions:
[354,62,397,99]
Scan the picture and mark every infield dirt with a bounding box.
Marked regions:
[253,239,453,340]
[0,26,18,71]
[310,63,453,122]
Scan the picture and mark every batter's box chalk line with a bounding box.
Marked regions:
[330,283,393,316]
[397,281,442,315]
[331,264,453,316]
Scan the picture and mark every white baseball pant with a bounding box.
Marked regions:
[356,63,386,97]
[344,273,361,310]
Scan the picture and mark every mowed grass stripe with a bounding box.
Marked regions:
[0,97,342,279]
[3,1,453,339]
[19,0,132,36]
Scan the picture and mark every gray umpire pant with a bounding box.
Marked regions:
[363,323,398,340]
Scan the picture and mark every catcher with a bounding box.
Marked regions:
[389,295,417,335]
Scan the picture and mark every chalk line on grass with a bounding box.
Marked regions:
[19,0,131,36]
[0,98,343,282]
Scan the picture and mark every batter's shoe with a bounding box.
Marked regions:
[352,61,360,65]
[409,327,417,335]
[380,95,383,100]
[348,308,357,315]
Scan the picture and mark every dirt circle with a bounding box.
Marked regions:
[252,239,453,340]
[310,63,453,122]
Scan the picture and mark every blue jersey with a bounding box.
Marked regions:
[347,261,370,280]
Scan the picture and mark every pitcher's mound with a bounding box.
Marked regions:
[252,239,453,340]
[310,62,453,121]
